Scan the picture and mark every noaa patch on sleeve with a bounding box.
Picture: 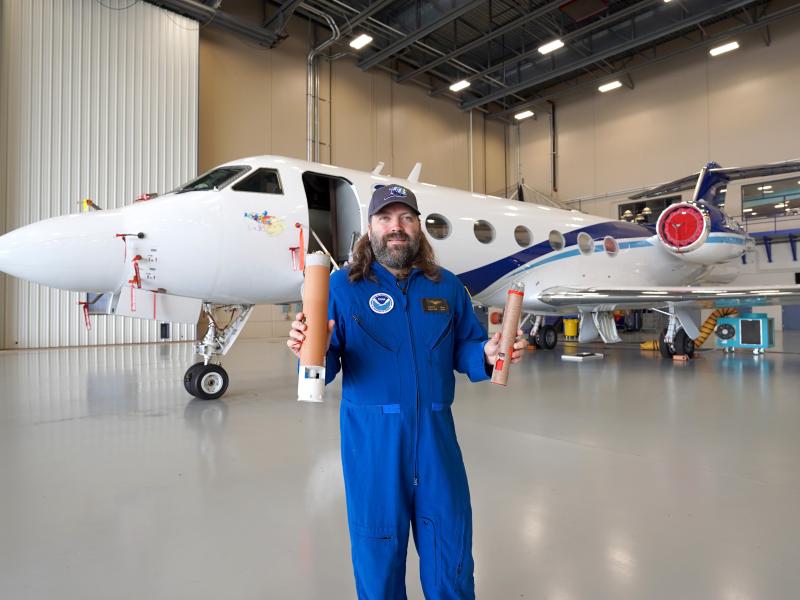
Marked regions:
[369,292,395,315]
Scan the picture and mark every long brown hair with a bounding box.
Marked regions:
[348,232,441,283]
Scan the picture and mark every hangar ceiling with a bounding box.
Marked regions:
[149,0,800,120]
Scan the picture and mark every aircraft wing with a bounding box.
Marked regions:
[628,159,800,199]
[536,284,800,311]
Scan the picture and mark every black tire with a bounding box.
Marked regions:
[187,364,229,400]
[658,328,675,358]
[183,363,205,395]
[674,329,696,358]
[535,324,558,350]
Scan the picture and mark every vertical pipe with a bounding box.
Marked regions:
[304,4,339,163]
[516,123,521,186]
[547,100,557,193]
[468,110,474,192]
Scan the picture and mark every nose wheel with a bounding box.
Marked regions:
[183,302,254,401]
[184,363,229,400]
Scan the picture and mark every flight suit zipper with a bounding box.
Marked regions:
[397,276,421,486]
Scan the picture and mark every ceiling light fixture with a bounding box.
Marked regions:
[449,79,470,92]
[598,80,623,93]
[538,39,564,55]
[349,34,373,50]
[709,41,740,57]
[514,110,534,120]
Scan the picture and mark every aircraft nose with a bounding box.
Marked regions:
[0,212,128,292]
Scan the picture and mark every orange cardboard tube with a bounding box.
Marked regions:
[491,282,525,386]
[298,252,330,401]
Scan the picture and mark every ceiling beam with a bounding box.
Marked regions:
[358,0,485,70]
[461,0,762,111]
[395,0,565,83]
[488,2,800,119]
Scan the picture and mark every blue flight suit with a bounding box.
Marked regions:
[325,260,490,600]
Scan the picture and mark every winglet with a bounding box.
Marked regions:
[372,162,385,175]
[408,162,422,183]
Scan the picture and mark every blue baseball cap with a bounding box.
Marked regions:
[368,185,420,218]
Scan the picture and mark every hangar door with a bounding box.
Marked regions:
[0,0,199,349]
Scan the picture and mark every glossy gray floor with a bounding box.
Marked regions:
[2,334,800,600]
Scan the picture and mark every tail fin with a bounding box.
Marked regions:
[692,162,730,206]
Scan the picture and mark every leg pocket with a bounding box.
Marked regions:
[415,511,474,599]
[351,525,405,600]
[414,515,440,591]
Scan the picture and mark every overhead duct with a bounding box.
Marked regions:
[146,0,283,47]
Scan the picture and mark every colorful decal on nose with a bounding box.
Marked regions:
[244,210,286,236]
[369,293,394,315]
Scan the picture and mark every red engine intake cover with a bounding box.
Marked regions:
[656,202,709,252]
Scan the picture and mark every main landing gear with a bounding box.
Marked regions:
[657,308,696,359]
[184,303,254,400]
[528,316,559,350]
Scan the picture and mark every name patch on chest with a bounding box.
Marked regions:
[369,293,395,314]
[422,298,449,313]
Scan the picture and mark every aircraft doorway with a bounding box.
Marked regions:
[301,172,362,266]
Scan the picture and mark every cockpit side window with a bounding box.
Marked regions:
[233,168,284,194]
[176,166,250,193]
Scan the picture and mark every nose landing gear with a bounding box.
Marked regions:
[185,303,254,400]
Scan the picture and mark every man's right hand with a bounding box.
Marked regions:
[286,311,335,359]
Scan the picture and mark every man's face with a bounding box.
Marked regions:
[369,203,422,270]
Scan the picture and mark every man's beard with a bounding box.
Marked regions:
[371,231,421,270]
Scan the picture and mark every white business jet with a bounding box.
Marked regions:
[1,156,799,399]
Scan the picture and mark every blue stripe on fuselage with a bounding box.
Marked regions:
[457,220,652,296]
[456,220,747,296]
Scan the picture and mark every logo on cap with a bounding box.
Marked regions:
[369,293,394,315]
[386,185,408,198]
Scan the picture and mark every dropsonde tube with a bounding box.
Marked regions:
[490,282,525,386]
[298,252,330,402]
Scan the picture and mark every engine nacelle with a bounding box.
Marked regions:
[656,201,745,264]
[657,202,710,253]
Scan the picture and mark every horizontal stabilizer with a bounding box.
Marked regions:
[629,159,800,200]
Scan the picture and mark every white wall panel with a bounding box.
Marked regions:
[1,0,198,348]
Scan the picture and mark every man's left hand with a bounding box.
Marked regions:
[484,329,526,366]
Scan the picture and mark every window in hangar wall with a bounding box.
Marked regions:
[742,176,800,220]
[617,196,681,224]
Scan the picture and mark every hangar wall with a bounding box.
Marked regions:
[515,14,800,208]
[197,17,509,339]
[197,21,507,194]
[0,0,199,349]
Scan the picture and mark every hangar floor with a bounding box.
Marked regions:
[1,333,800,599]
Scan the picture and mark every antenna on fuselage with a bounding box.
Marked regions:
[408,162,422,183]
[372,162,385,175]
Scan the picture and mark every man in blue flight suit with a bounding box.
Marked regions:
[288,184,525,599]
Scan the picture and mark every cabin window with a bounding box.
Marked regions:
[549,230,565,251]
[233,168,283,194]
[514,225,532,247]
[425,213,451,240]
[604,236,619,256]
[176,166,250,193]
[577,232,594,255]
[473,220,495,244]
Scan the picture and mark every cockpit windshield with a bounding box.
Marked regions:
[175,166,250,193]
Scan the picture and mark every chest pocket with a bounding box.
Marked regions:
[352,313,396,352]
[429,313,454,351]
